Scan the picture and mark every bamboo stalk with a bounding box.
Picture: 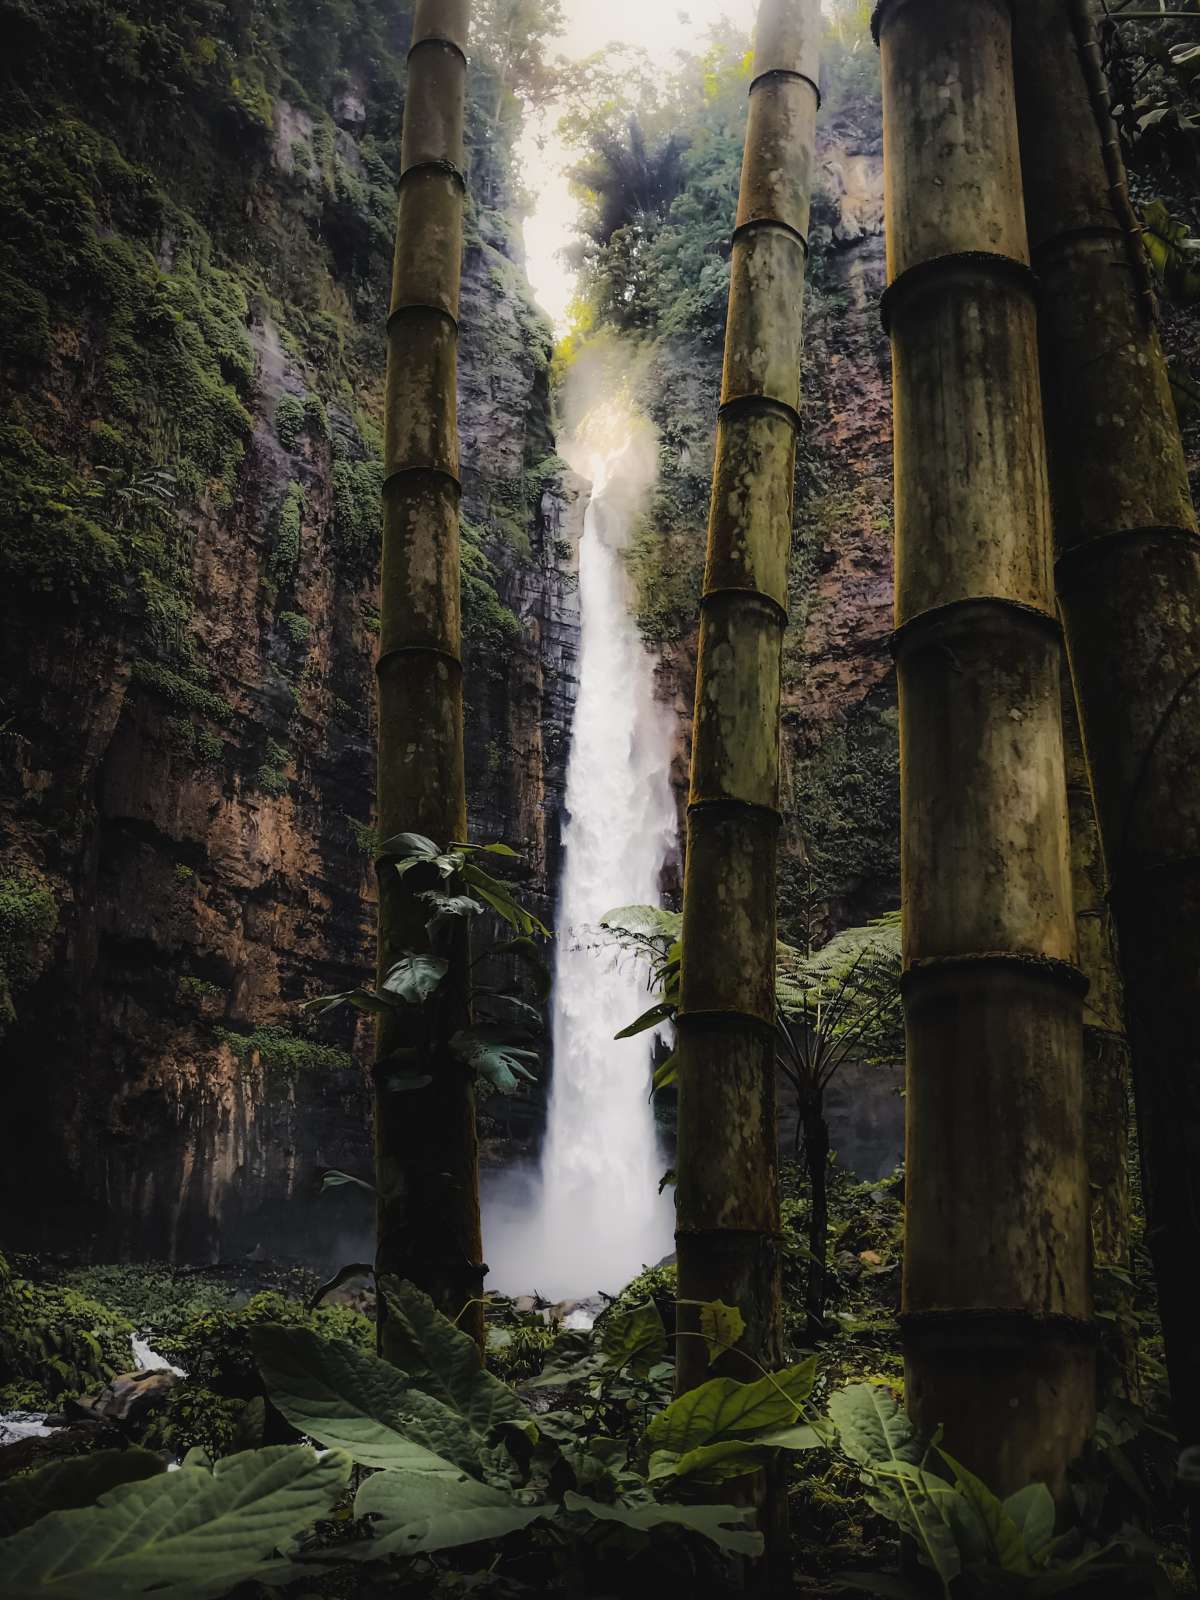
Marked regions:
[1013,0,1200,1538]
[675,0,820,1399]
[376,0,484,1354]
[874,0,1093,1496]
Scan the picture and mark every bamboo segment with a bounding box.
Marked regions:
[1013,0,1200,1493]
[675,0,819,1399]
[376,0,484,1354]
[875,0,1093,1495]
[1062,681,1136,1405]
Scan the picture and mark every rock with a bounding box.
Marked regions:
[332,89,367,130]
[67,1371,177,1429]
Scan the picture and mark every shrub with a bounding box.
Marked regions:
[0,1253,133,1406]
[269,482,304,585]
[153,1290,372,1399]
[274,392,305,452]
[213,1024,353,1076]
[0,874,57,1033]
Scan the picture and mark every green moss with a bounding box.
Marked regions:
[132,659,233,724]
[346,816,376,856]
[274,392,306,452]
[784,698,901,933]
[0,874,57,1034]
[462,517,522,653]
[254,736,290,796]
[331,455,383,562]
[214,1024,353,1076]
[269,481,304,586]
[303,391,328,437]
[178,975,222,1005]
[279,610,312,646]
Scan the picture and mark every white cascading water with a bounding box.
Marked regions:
[534,412,679,1299]
[482,397,678,1301]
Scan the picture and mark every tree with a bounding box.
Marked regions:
[875,0,1092,1497]
[376,0,483,1354]
[1012,0,1200,1549]
[471,0,564,120]
[602,906,903,1347]
[775,918,902,1340]
[673,0,820,1418]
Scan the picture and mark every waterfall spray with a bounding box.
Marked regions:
[482,392,678,1301]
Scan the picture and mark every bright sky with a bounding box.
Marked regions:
[521,0,758,329]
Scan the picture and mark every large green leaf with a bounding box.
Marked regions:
[378,832,439,859]
[0,1446,348,1599]
[252,1324,482,1473]
[1003,1482,1056,1562]
[829,1386,960,1592]
[380,954,449,1005]
[677,1298,746,1366]
[356,1467,547,1556]
[0,1452,164,1538]
[614,1001,676,1040]
[451,1026,539,1094]
[828,1383,921,1472]
[564,1491,762,1557]
[643,1359,817,1456]
[377,1278,528,1436]
[598,1300,667,1378]
[939,1449,1029,1573]
[461,862,550,937]
[651,1422,821,1485]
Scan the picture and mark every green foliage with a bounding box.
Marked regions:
[131,659,233,723]
[830,1383,1172,1598]
[486,1319,557,1381]
[0,1444,349,1600]
[269,481,304,586]
[251,1278,765,1572]
[306,834,550,1097]
[462,517,523,649]
[0,1451,164,1540]
[213,1024,353,1077]
[274,391,306,452]
[0,874,57,1032]
[138,1384,251,1459]
[0,1254,133,1407]
[331,456,384,561]
[253,735,290,796]
[786,697,901,924]
[153,1288,372,1399]
[38,1262,240,1345]
[177,974,222,1005]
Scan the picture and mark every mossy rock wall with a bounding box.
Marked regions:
[0,0,579,1262]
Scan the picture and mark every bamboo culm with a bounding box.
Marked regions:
[376,0,484,1355]
[875,0,1093,1497]
[1013,0,1200,1546]
[675,0,820,1401]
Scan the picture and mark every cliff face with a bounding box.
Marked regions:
[0,0,578,1263]
[628,90,898,947]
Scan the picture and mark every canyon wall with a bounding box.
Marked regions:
[0,0,579,1262]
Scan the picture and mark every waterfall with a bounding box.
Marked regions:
[482,399,678,1301]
